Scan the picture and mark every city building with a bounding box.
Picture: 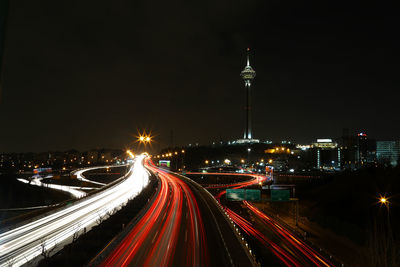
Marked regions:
[355,132,376,166]
[376,141,400,167]
[311,139,340,170]
[339,129,376,170]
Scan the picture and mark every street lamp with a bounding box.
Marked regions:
[137,131,153,145]
[379,195,389,208]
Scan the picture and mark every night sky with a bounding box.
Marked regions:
[0,1,399,152]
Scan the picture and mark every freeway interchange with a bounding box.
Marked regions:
[1,155,337,266]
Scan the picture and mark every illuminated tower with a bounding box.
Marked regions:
[240,48,256,139]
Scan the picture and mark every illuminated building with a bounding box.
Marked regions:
[376,141,400,166]
[311,139,340,170]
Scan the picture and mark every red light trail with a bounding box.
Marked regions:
[193,171,335,266]
[100,159,208,267]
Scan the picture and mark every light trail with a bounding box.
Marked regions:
[186,172,271,189]
[0,156,149,267]
[243,201,334,267]
[17,178,87,198]
[72,166,113,186]
[195,171,335,267]
[98,159,209,267]
[225,207,300,267]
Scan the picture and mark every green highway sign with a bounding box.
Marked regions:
[226,189,261,201]
[271,189,290,201]
[226,189,246,201]
[245,189,261,201]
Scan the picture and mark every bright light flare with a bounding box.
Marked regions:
[378,194,390,207]
[136,131,153,145]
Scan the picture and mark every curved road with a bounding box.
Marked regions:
[189,172,336,267]
[95,159,255,267]
[0,157,149,267]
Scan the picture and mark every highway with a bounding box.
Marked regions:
[0,156,149,267]
[243,201,334,267]
[94,159,255,267]
[189,172,336,267]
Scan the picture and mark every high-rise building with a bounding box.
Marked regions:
[240,48,256,140]
[311,139,340,170]
[376,141,400,167]
[340,128,357,169]
[356,132,376,166]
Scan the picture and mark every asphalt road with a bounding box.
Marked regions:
[96,160,255,267]
[192,172,336,267]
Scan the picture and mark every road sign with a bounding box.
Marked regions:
[271,189,290,201]
[226,189,246,201]
[226,189,261,201]
[245,189,261,201]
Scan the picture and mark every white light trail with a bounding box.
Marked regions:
[72,166,112,186]
[0,155,149,267]
[17,178,87,198]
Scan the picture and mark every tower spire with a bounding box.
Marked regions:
[240,48,256,140]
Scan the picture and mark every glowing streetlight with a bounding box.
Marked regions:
[268,159,273,164]
[137,131,153,145]
[205,160,209,164]
[377,194,390,212]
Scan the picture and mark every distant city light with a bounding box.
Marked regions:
[317,139,332,143]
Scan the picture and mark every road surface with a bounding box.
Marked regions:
[189,172,336,267]
[94,159,255,267]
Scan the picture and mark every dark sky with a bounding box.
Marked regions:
[0,0,399,152]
